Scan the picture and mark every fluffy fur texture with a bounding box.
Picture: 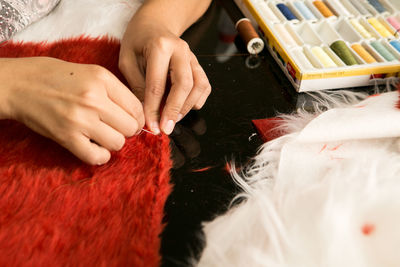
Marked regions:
[12,0,142,42]
[0,0,173,265]
[198,89,400,267]
[0,35,173,266]
[0,38,171,267]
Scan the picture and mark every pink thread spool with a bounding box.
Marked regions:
[387,17,400,33]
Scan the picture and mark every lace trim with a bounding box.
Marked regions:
[0,0,60,41]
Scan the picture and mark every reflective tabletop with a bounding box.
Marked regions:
[161,2,301,266]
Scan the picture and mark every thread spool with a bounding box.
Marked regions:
[313,1,335,17]
[236,18,265,54]
[311,46,337,67]
[276,3,298,21]
[348,0,370,15]
[367,0,386,13]
[387,17,400,34]
[351,44,376,63]
[258,1,280,23]
[330,40,358,65]
[370,41,396,61]
[274,24,298,46]
[367,17,392,38]
[313,0,335,18]
[350,19,372,39]
[330,0,351,17]
[294,1,316,20]
[293,49,314,69]
[389,40,400,53]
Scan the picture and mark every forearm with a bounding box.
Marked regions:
[134,0,212,36]
[0,58,14,119]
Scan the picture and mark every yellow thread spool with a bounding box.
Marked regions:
[313,1,335,17]
[350,19,372,39]
[351,44,376,63]
[368,17,393,38]
[311,46,337,68]
[382,21,396,35]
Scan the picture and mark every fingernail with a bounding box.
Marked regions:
[177,113,183,122]
[163,120,175,135]
[150,122,160,135]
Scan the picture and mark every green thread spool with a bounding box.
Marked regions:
[370,41,396,61]
[330,40,358,66]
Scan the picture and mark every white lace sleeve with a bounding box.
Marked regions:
[0,0,60,42]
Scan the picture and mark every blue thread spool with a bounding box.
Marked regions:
[277,3,298,21]
[294,1,316,20]
[371,41,396,61]
[367,0,386,13]
[390,40,400,53]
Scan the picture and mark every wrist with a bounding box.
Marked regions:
[128,7,182,37]
[0,59,14,119]
[132,0,211,37]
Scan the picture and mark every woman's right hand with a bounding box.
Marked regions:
[0,57,145,165]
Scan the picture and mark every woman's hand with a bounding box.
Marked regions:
[119,1,211,135]
[0,57,144,165]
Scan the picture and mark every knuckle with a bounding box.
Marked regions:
[194,98,207,110]
[89,65,109,81]
[153,36,172,52]
[80,86,99,101]
[133,104,144,117]
[193,94,210,110]
[177,40,190,51]
[175,76,193,92]
[165,105,182,116]
[62,106,83,127]
[131,106,145,130]
[137,118,145,130]
[196,79,210,92]
[86,153,104,165]
[148,81,165,97]
[86,146,111,165]
[78,88,103,110]
[113,134,126,151]
[57,131,76,148]
[180,103,192,115]
[205,85,212,95]
[193,103,202,110]
[124,123,137,137]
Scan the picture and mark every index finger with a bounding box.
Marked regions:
[144,47,172,135]
[103,70,145,132]
[160,50,193,135]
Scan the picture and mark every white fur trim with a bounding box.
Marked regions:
[198,90,400,267]
[12,0,143,42]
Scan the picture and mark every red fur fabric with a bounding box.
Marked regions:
[0,38,171,266]
[252,118,285,142]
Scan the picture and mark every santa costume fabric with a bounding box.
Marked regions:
[198,87,400,267]
[0,1,173,266]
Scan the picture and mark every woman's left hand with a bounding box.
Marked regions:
[119,16,211,136]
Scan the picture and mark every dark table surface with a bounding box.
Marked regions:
[161,2,301,266]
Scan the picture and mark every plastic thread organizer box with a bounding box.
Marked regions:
[234,0,400,91]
